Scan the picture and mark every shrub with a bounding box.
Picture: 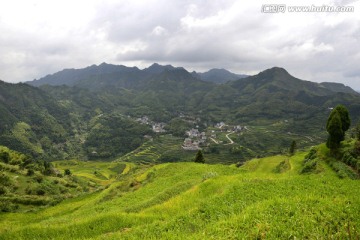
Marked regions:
[340,150,360,173]
[0,200,19,212]
[33,175,43,183]
[352,141,360,156]
[27,169,35,176]
[25,187,33,195]
[64,169,71,176]
[304,148,317,162]
[9,158,22,165]
[273,159,290,173]
[329,161,358,179]
[301,148,319,174]
[0,151,10,164]
[301,159,318,174]
[357,161,360,172]
[36,188,46,196]
[194,150,205,164]
[0,186,8,195]
[0,173,11,186]
[25,164,36,171]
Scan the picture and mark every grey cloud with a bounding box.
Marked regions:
[0,0,360,90]
[344,69,360,78]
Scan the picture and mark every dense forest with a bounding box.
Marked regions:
[0,64,359,161]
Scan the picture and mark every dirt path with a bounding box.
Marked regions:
[210,137,219,144]
[225,132,234,145]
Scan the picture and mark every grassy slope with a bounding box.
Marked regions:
[53,160,127,186]
[1,152,360,239]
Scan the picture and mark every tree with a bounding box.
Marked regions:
[289,140,297,156]
[326,105,350,141]
[334,105,351,132]
[42,161,53,175]
[0,151,10,164]
[64,169,71,176]
[326,110,344,151]
[356,122,360,140]
[194,150,205,163]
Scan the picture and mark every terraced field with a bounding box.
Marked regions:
[1,147,359,239]
[53,160,128,185]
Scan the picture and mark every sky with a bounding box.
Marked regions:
[0,0,359,89]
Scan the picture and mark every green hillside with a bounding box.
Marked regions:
[0,146,100,213]
[1,65,360,161]
[1,65,360,238]
[1,144,359,239]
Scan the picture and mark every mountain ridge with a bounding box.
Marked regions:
[27,64,358,95]
[192,68,248,84]
[1,64,358,160]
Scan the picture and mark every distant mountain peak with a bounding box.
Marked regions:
[144,63,176,74]
[260,67,290,76]
[198,68,248,84]
[207,68,228,72]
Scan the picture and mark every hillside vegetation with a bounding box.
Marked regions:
[1,144,359,239]
[1,64,359,161]
[0,146,112,212]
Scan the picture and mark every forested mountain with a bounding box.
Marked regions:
[319,82,358,94]
[198,67,360,126]
[0,64,358,161]
[0,80,71,158]
[195,68,248,84]
[28,63,246,87]
[29,63,143,87]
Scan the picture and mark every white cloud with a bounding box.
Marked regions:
[151,26,168,36]
[0,0,359,90]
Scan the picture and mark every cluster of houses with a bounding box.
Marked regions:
[182,128,207,151]
[215,122,226,129]
[181,123,246,150]
[136,116,149,125]
[136,116,166,133]
[135,116,247,150]
[152,123,166,133]
[215,122,244,133]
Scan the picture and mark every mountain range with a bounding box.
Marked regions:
[0,63,359,160]
[29,63,247,87]
[28,63,358,95]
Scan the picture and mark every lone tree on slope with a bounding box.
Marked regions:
[326,105,351,152]
[289,140,297,156]
[194,150,205,163]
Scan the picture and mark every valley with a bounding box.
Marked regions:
[1,63,360,239]
[2,0,360,238]
[1,64,359,162]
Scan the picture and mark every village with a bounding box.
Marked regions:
[182,122,245,151]
[136,116,166,133]
[135,115,246,151]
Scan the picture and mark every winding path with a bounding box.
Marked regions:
[225,132,235,145]
[210,137,219,144]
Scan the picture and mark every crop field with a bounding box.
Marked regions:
[1,147,359,239]
[53,160,128,186]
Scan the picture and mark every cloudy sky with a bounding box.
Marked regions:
[0,0,360,89]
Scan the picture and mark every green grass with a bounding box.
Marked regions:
[53,160,127,185]
[1,149,360,239]
[116,135,193,164]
